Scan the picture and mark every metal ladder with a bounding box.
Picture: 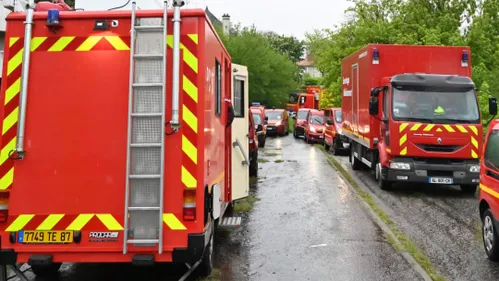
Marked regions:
[123,1,168,254]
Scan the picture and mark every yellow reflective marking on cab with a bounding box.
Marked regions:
[166,35,198,73]
[9,37,19,47]
[30,37,47,51]
[163,214,187,230]
[472,150,478,159]
[96,214,123,230]
[400,147,407,155]
[187,34,198,44]
[8,49,23,75]
[182,135,197,164]
[105,36,130,51]
[182,105,198,133]
[0,137,16,165]
[399,123,408,132]
[49,36,75,52]
[455,125,468,133]
[469,125,478,135]
[399,134,407,146]
[423,124,434,131]
[471,136,478,149]
[481,184,499,199]
[181,166,197,188]
[0,168,14,190]
[410,124,421,131]
[76,36,103,51]
[5,78,21,105]
[2,108,18,134]
[443,125,455,132]
[36,214,64,230]
[183,75,198,103]
[436,128,442,132]
[5,214,34,232]
[66,214,94,231]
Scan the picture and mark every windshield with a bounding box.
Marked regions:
[485,130,499,171]
[310,114,324,125]
[266,111,282,120]
[252,113,262,125]
[391,88,480,123]
[334,110,342,123]
[297,110,308,119]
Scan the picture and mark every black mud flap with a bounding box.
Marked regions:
[172,223,213,264]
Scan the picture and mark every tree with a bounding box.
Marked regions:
[217,25,300,107]
[262,32,305,63]
[65,0,74,7]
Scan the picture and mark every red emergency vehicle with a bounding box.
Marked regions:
[323,107,348,155]
[0,1,242,278]
[479,118,499,261]
[342,44,496,193]
[285,86,323,113]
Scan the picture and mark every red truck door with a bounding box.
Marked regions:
[352,64,359,134]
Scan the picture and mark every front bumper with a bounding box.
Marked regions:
[383,158,480,185]
[307,132,324,142]
[266,125,284,135]
[295,126,305,135]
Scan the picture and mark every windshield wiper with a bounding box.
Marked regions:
[399,117,433,123]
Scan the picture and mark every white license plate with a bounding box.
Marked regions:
[428,177,453,184]
[319,135,323,138]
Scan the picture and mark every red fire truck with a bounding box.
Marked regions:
[342,44,497,193]
[285,86,323,113]
[0,1,243,279]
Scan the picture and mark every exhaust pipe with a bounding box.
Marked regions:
[16,0,36,158]
[170,0,185,128]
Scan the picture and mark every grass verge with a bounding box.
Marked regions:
[197,268,222,281]
[249,176,258,185]
[274,159,284,163]
[233,195,261,213]
[257,159,269,163]
[315,144,447,281]
[264,152,280,156]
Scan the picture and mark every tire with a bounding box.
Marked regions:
[375,162,392,190]
[324,141,330,152]
[482,209,499,261]
[261,139,265,147]
[250,157,258,177]
[196,228,214,277]
[293,130,298,139]
[460,184,478,194]
[31,263,62,278]
[350,145,361,170]
[332,138,340,156]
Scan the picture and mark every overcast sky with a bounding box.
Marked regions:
[76,0,352,40]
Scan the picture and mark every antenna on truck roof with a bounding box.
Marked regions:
[108,0,131,10]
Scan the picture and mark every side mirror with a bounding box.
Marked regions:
[256,124,263,131]
[489,96,497,116]
[369,97,379,116]
[326,119,333,125]
[371,88,379,97]
[292,116,296,120]
[265,116,269,121]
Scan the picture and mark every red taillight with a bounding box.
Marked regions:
[183,190,196,221]
[0,192,9,222]
[0,210,7,222]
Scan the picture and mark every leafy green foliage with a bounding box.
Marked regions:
[65,0,74,7]
[306,0,499,125]
[262,32,305,63]
[217,25,300,107]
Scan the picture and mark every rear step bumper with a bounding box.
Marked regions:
[0,225,214,265]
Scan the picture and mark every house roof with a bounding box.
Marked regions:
[205,6,222,27]
[297,58,314,67]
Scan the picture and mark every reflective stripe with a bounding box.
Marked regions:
[182,105,198,133]
[443,125,455,132]
[182,135,197,165]
[399,134,407,146]
[181,166,197,188]
[183,75,198,103]
[2,108,18,134]
[423,124,434,131]
[5,214,34,232]
[36,214,64,230]
[76,36,103,51]
[455,125,468,133]
[104,36,130,51]
[48,36,75,52]
[399,123,408,132]
[96,214,123,230]
[469,125,478,135]
[163,214,187,230]
[481,184,499,199]
[0,168,13,190]
[4,78,20,105]
[410,124,421,131]
[66,214,94,231]
[400,147,407,155]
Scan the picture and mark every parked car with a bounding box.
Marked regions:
[479,119,499,261]
[250,106,267,147]
[293,108,310,138]
[248,112,259,176]
[265,108,289,136]
[303,109,325,144]
[323,107,349,155]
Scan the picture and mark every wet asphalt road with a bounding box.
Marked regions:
[333,149,499,281]
[8,135,422,281]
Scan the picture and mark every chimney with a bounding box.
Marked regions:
[222,13,231,35]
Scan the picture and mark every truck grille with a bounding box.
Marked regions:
[416,144,462,153]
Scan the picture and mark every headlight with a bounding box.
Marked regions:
[469,165,480,173]
[390,162,410,170]
[310,127,316,132]
[275,121,282,126]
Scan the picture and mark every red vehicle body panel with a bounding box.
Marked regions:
[324,107,341,145]
[480,120,499,219]
[0,9,232,263]
[293,108,310,136]
[304,110,325,143]
[341,44,482,162]
[264,109,288,136]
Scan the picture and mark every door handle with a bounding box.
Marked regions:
[232,138,249,165]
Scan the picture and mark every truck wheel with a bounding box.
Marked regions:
[250,158,258,177]
[196,230,214,277]
[460,184,478,194]
[31,263,62,278]
[376,163,392,190]
[293,130,298,138]
[324,141,330,152]
[482,209,499,261]
[332,139,340,156]
[350,146,361,170]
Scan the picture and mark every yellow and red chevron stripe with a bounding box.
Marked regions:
[398,123,479,157]
[3,213,186,232]
[0,36,131,191]
[166,34,199,190]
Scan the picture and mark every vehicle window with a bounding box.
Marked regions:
[485,130,499,171]
[300,96,307,105]
[215,60,221,116]
[382,88,389,118]
[310,114,325,125]
[252,113,262,125]
[297,110,308,119]
[266,111,282,120]
[391,88,480,123]
[334,110,342,123]
[324,110,330,117]
[233,79,244,117]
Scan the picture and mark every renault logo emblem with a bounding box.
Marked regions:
[437,138,442,144]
